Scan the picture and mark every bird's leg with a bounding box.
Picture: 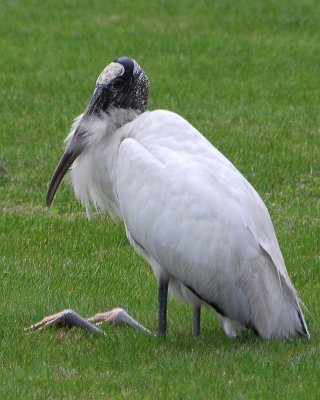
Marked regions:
[24,309,105,336]
[192,305,201,337]
[157,277,169,336]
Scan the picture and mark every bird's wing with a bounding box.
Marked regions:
[115,127,281,287]
[117,111,281,263]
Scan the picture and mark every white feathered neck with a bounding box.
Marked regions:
[65,108,141,219]
[65,108,140,147]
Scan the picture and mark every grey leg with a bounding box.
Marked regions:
[157,277,169,336]
[192,305,201,337]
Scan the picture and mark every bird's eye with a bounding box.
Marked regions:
[111,77,124,91]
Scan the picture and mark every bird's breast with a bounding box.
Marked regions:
[69,118,123,219]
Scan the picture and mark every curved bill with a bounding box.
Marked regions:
[46,142,81,207]
[46,84,110,207]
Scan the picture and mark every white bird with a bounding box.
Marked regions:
[44,56,309,340]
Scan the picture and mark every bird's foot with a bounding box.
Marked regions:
[24,308,152,335]
[24,310,73,332]
[88,308,153,335]
[24,309,104,335]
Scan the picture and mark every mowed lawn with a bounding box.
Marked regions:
[1,0,319,398]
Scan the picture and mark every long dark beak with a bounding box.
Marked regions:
[46,84,110,207]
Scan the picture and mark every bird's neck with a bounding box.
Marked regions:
[103,107,142,134]
[69,107,143,220]
[71,108,141,147]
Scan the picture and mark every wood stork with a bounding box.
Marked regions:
[40,56,308,340]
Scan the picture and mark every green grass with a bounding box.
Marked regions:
[1,0,319,398]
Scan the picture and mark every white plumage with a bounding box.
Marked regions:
[47,57,309,339]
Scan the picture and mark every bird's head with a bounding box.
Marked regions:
[87,57,149,115]
[46,57,149,207]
